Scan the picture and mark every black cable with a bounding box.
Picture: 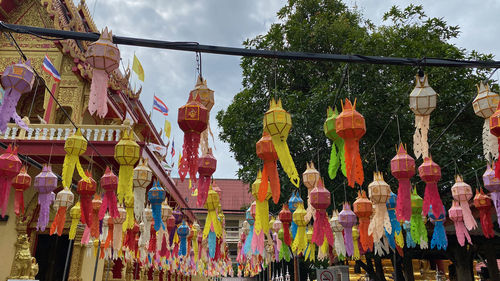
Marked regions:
[6,32,115,169]
[2,21,500,68]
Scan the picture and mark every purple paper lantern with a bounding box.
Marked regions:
[338,202,357,257]
[34,165,58,231]
[0,60,35,132]
[482,164,500,225]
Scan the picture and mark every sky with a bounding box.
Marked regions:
[83,0,500,179]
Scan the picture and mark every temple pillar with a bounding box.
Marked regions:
[68,226,85,281]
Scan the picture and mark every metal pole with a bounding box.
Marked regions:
[62,239,74,281]
[293,257,299,281]
[2,22,500,68]
[92,241,101,281]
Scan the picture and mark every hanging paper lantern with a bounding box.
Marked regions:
[178,94,209,182]
[114,129,140,229]
[367,172,391,246]
[98,166,119,220]
[428,205,447,250]
[304,228,316,262]
[90,195,102,238]
[353,190,373,252]
[85,27,120,117]
[419,157,444,218]
[203,186,223,258]
[77,170,96,227]
[473,82,499,162]
[178,220,190,256]
[133,158,152,222]
[391,144,415,221]
[50,188,74,236]
[324,107,346,180]
[409,73,437,159]
[310,179,334,251]
[279,204,292,247]
[448,200,472,246]
[0,145,21,216]
[69,202,81,240]
[244,204,255,256]
[385,192,404,251]
[148,180,166,231]
[190,76,215,157]
[302,162,320,222]
[351,225,361,260]
[288,191,302,239]
[373,233,391,257]
[410,188,428,248]
[256,131,280,203]
[62,129,89,188]
[336,99,366,188]
[263,98,300,187]
[330,210,346,260]
[278,228,291,262]
[403,221,416,248]
[34,164,57,231]
[482,164,500,227]
[12,165,31,216]
[251,170,270,255]
[338,202,357,257]
[0,60,34,132]
[197,148,217,207]
[451,175,477,231]
[473,188,495,238]
[291,202,307,255]
[112,206,127,258]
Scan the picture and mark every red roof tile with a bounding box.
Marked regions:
[174,178,253,211]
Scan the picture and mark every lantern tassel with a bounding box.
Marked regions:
[453,219,472,246]
[14,189,24,216]
[113,222,123,257]
[0,177,13,217]
[62,155,88,189]
[317,238,329,261]
[251,200,268,255]
[396,179,412,221]
[104,220,113,250]
[480,204,495,238]
[422,182,444,218]
[148,225,157,256]
[344,140,364,187]
[180,235,187,256]
[368,203,391,243]
[291,224,307,255]
[312,210,334,247]
[458,200,477,231]
[278,236,291,262]
[483,119,499,161]
[244,222,254,255]
[270,136,300,187]
[282,222,291,246]
[80,196,93,227]
[69,203,80,240]
[82,226,91,245]
[117,165,134,205]
[88,68,109,118]
[373,237,390,257]
[344,227,354,257]
[99,189,119,220]
[410,213,427,247]
[197,175,210,207]
[404,222,416,248]
[358,217,373,252]
[0,89,26,132]
[151,203,164,232]
[208,231,216,258]
[50,206,68,236]
[430,219,447,250]
[490,192,500,227]
[413,115,430,159]
[305,240,316,262]
[259,163,280,203]
[36,192,55,231]
[179,132,201,182]
[333,231,346,260]
[352,227,361,260]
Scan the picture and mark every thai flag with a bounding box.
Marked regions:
[170,139,175,157]
[153,95,169,116]
[42,55,61,82]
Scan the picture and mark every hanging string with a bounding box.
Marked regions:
[48,143,54,165]
[332,64,349,107]
[373,147,378,172]
[27,78,40,120]
[474,170,481,188]
[343,180,347,202]
[196,52,202,79]
[396,113,402,145]
[453,159,460,175]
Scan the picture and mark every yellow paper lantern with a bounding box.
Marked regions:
[114,129,140,230]
[263,98,300,187]
[62,129,89,187]
[291,202,307,255]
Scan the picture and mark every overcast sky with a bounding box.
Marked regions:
[84,0,500,179]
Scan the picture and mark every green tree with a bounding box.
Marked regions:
[216,1,496,281]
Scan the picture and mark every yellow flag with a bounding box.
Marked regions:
[132,54,145,82]
[164,120,171,138]
[178,153,182,167]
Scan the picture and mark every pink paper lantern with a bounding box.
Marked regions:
[391,144,415,222]
[0,145,22,217]
[85,27,120,118]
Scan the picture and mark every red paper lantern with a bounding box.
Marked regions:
[473,188,495,238]
[178,95,208,182]
[353,190,373,252]
[12,165,31,216]
[0,145,22,217]
[419,157,444,218]
[256,131,280,203]
[278,204,292,246]
[336,99,366,188]
[90,195,102,238]
[391,144,415,221]
[99,167,118,219]
[78,171,97,227]
[310,179,333,248]
[197,148,217,207]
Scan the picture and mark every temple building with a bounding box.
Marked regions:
[0,0,194,280]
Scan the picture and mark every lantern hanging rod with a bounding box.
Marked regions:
[2,21,500,69]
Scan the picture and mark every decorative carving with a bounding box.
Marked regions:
[8,234,39,280]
